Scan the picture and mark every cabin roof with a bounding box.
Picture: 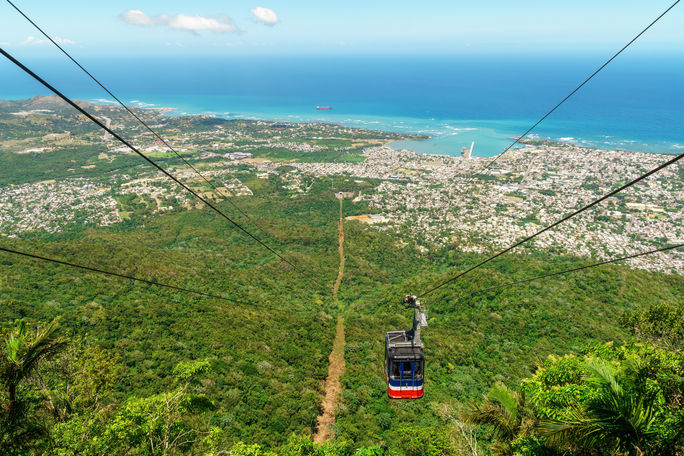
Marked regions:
[386,330,424,356]
[388,345,423,360]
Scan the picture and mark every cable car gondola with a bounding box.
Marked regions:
[384,295,427,399]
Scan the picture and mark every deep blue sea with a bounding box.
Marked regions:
[1,54,683,157]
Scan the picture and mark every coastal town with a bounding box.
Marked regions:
[256,144,683,274]
[0,97,681,274]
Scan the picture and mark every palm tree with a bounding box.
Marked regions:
[0,318,66,423]
[540,359,658,456]
[465,382,536,455]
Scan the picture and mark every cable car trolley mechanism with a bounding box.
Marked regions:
[385,295,427,399]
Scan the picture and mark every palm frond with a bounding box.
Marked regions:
[1,318,66,385]
[18,320,66,380]
[540,410,612,450]
[465,398,516,440]
[5,320,27,365]
[487,382,518,420]
[540,380,658,453]
[584,358,622,397]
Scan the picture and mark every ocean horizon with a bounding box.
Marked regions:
[1,53,683,157]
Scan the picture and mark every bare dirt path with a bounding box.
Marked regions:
[313,315,346,443]
[332,198,345,301]
[313,198,346,443]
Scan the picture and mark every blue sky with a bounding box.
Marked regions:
[1,0,683,56]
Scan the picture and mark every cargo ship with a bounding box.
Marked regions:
[316,106,332,110]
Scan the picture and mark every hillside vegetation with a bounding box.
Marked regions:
[1,176,681,454]
[0,98,681,454]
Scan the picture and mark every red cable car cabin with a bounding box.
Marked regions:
[385,331,424,398]
[384,295,427,399]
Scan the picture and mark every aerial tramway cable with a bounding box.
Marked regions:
[464,243,684,299]
[436,0,681,254]
[483,0,681,169]
[0,245,332,315]
[5,0,274,241]
[0,246,245,304]
[0,47,330,290]
[418,0,683,298]
[421,150,684,297]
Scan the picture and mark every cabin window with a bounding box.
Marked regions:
[414,360,424,380]
[390,361,400,380]
[401,362,413,380]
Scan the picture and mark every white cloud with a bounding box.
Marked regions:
[120,10,236,33]
[55,37,75,45]
[120,9,163,26]
[21,36,46,45]
[168,14,235,32]
[21,36,75,46]
[250,7,279,26]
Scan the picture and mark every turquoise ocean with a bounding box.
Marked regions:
[1,54,683,157]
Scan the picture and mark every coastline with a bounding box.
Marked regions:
[1,95,681,274]
[97,97,683,158]
[151,104,684,158]
[2,53,683,158]
[3,94,681,158]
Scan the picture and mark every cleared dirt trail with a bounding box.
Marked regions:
[332,198,345,301]
[313,315,346,443]
[313,198,346,443]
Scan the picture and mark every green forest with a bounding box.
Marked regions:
[0,96,682,456]
[1,168,682,456]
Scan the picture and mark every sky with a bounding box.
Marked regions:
[1,0,683,56]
